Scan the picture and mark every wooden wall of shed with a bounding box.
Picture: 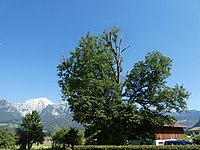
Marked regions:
[155,127,185,140]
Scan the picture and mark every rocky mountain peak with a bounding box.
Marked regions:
[13,97,54,116]
[23,97,54,110]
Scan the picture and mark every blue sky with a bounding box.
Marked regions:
[0,0,200,109]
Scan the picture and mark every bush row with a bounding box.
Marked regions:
[72,145,200,150]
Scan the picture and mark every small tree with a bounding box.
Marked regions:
[0,128,16,148]
[67,127,81,150]
[52,127,83,149]
[16,110,45,150]
[52,127,69,148]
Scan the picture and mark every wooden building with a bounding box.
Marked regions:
[155,124,187,140]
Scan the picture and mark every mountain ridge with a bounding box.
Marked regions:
[13,98,55,116]
[1,97,200,131]
[0,98,81,132]
[170,110,200,128]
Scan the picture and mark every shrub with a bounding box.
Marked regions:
[52,127,84,149]
[193,135,200,144]
[74,145,200,150]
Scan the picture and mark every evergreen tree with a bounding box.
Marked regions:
[16,110,45,150]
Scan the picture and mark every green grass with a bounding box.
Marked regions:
[32,141,52,149]
[0,141,53,150]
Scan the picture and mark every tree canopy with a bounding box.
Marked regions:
[52,127,69,148]
[0,128,16,148]
[57,27,190,145]
[16,110,45,150]
[52,127,83,149]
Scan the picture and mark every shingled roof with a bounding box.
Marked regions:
[188,127,200,132]
[163,123,189,128]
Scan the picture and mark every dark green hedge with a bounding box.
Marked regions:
[73,145,200,150]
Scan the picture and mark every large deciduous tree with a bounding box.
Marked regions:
[16,110,45,150]
[57,27,190,145]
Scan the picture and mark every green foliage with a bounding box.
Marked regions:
[57,27,190,145]
[52,127,69,148]
[193,135,200,144]
[125,51,189,113]
[52,127,84,148]
[67,127,82,145]
[179,136,192,141]
[0,128,16,148]
[16,110,45,150]
[74,145,200,150]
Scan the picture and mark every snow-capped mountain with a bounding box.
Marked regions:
[41,101,70,117]
[0,99,21,123]
[14,98,55,116]
[8,97,72,117]
[0,98,81,132]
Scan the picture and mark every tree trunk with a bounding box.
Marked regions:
[20,144,26,150]
[63,143,66,149]
[27,143,32,150]
[71,144,74,150]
